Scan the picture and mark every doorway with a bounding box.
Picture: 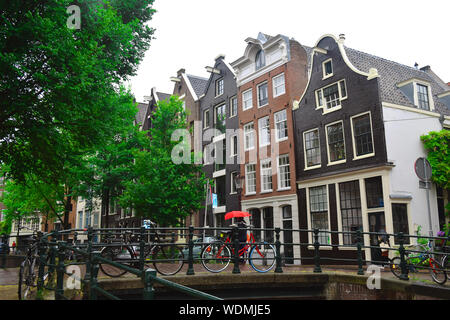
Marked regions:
[368,212,386,264]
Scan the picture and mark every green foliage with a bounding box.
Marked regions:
[120,96,206,226]
[0,0,156,184]
[420,130,450,190]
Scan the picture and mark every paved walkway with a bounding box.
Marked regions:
[1,263,448,300]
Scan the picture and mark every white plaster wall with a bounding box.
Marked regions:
[382,106,442,236]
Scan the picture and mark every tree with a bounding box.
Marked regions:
[73,122,148,227]
[421,129,450,218]
[120,96,206,226]
[0,0,156,183]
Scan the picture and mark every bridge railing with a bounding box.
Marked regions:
[31,225,449,299]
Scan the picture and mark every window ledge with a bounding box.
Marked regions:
[327,159,346,166]
[260,190,273,194]
[304,165,321,171]
[353,153,375,161]
[276,137,288,143]
[245,192,256,196]
[273,92,286,99]
[277,187,291,192]
[258,103,269,108]
[322,74,333,80]
[321,105,342,115]
[307,245,333,250]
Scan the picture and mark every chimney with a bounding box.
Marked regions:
[339,34,345,41]
[177,68,185,77]
[420,65,430,71]
[414,62,419,69]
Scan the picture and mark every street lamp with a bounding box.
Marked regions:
[234,173,245,211]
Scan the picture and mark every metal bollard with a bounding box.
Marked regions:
[398,233,409,281]
[186,226,195,275]
[142,268,156,300]
[55,241,66,300]
[274,228,283,273]
[139,227,146,272]
[232,226,241,274]
[356,230,364,275]
[313,229,322,273]
[89,251,101,300]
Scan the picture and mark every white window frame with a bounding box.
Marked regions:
[272,73,286,98]
[274,109,288,142]
[303,128,321,170]
[230,135,238,157]
[203,109,210,129]
[215,78,224,97]
[260,158,273,193]
[257,81,269,108]
[244,122,255,151]
[242,88,253,111]
[277,154,291,191]
[350,111,375,160]
[325,120,346,166]
[230,171,238,194]
[245,163,257,195]
[322,58,333,80]
[306,185,332,246]
[397,78,435,111]
[315,79,348,114]
[258,116,271,147]
[229,96,237,118]
[214,104,226,125]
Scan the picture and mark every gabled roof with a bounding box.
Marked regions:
[344,47,450,115]
[186,74,208,98]
[135,102,148,126]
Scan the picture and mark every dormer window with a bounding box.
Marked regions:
[322,59,333,79]
[416,83,430,110]
[255,50,265,70]
[396,78,434,111]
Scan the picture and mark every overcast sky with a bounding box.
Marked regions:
[127,0,449,102]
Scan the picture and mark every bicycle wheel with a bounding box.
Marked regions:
[249,243,276,273]
[18,258,38,300]
[429,258,447,285]
[389,257,402,279]
[201,242,231,273]
[99,245,134,277]
[442,255,449,280]
[151,245,184,276]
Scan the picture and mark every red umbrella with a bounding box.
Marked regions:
[224,211,251,220]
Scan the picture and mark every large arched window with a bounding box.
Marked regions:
[255,50,265,70]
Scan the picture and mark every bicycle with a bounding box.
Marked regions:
[99,224,184,277]
[390,239,447,285]
[18,233,53,300]
[200,227,276,273]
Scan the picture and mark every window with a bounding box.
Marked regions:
[416,83,430,110]
[277,154,291,190]
[203,109,210,129]
[231,135,238,157]
[214,104,226,131]
[315,79,347,111]
[351,113,374,157]
[392,203,410,244]
[230,172,238,194]
[244,122,255,151]
[230,96,237,117]
[273,73,286,97]
[365,176,384,208]
[263,207,274,243]
[84,210,91,228]
[258,116,270,147]
[326,121,346,163]
[242,89,253,110]
[255,50,265,70]
[78,211,83,229]
[245,163,256,194]
[216,78,224,96]
[214,140,226,172]
[257,82,268,107]
[322,59,333,79]
[260,159,272,192]
[304,129,321,168]
[274,109,288,142]
[309,186,330,244]
[339,180,363,245]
